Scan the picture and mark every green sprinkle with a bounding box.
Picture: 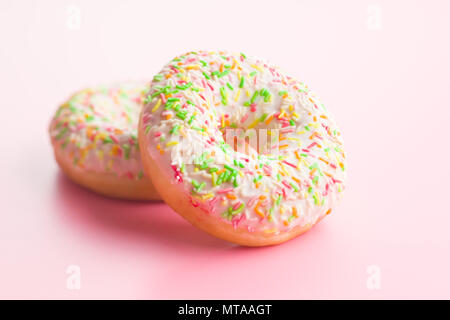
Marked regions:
[197,182,206,192]
[202,72,211,80]
[56,127,68,140]
[170,124,180,135]
[276,195,282,206]
[249,71,257,77]
[290,182,299,192]
[209,167,219,173]
[250,91,259,104]
[312,176,319,185]
[102,136,113,144]
[224,164,236,172]
[226,82,234,90]
[239,77,245,88]
[191,180,200,188]
[278,90,287,96]
[259,113,268,122]
[153,74,163,82]
[289,119,295,126]
[199,60,207,67]
[137,170,144,180]
[240,52,246,59]
[122,144,131,160]
[232,203,245,215]
[176,111,188,120]
[253,175,262,183]
[313,194,318,205]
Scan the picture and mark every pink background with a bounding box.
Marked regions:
[1,0,449,299]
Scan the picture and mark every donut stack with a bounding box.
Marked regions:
[49,51,347,246]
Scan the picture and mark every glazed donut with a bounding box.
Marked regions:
[50,82,160,200]
[139,51,346,245]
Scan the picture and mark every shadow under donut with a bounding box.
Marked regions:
[52,172,235,250]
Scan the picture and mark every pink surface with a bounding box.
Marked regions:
[1,0,449,299]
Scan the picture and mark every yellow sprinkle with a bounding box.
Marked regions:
[166,141,179,147]
[179,127,187,138]
[234,89,241,102]
[251,64,263,72]
[248,118,260,129]
[289,105,294,112]
[186,65,200,70]
[292,112,300,118]
[152,99,162,112]
[202,193,214,200]
[245,89,251,97]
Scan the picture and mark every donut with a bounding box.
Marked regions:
[49,82,160,200]
[139,51,347,246]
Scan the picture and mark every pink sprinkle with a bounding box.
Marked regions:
[260,199,270,207]
[195,104,205,113]
[207,83,214,91]
[154,131,162,137]
[199,94,206,101]
[323,183,329,196]
[125,172,133,180]
[282,160,297,168]
[240,113,249,123]
[171,165,183,183]
[329,163,337,169]
[247,196,259,208]
[109,135,119,143]
[217,187,233,194]
[263,165,272,175]
[307,142,318,149]
[282,180,292,189]
[281,127,295,134]
[250,103,257,112]
[232,201,242,211]
[190,198,199,207]
[232,214,245,229]
[209,197,219,206]
[142,113,152,123]
[160,93,167,104]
